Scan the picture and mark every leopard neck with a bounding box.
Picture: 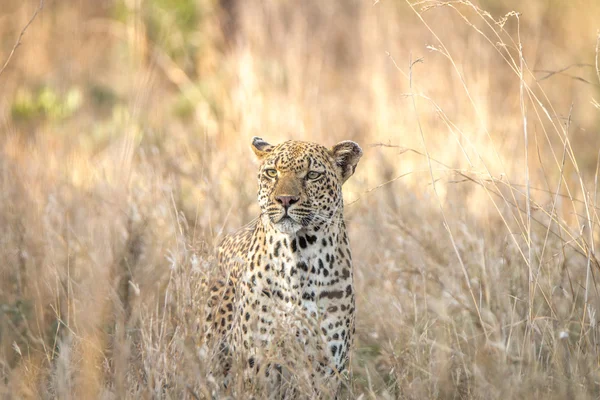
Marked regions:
[260,212,345,250]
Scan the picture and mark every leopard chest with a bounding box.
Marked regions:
[239,229,355,370]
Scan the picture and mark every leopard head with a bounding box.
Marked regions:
[251,137,362,234]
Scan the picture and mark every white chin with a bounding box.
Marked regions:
[275,218,302,234]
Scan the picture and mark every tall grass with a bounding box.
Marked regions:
[1,0,600,398]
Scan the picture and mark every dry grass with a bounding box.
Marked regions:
[1,0,600,398]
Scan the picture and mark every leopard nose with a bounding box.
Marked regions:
[276,195,300,208]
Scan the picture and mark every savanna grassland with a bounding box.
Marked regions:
[1,0,600,398]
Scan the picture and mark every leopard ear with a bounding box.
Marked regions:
[251,137,274,160]
[331,141,362,184]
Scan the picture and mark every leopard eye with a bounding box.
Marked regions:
[306,171,322,180]
[265,169,278,178]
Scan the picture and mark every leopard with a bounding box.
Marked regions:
[205,137,362,398]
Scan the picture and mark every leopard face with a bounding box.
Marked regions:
[251,138,362,234]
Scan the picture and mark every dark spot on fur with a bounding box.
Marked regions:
[298,261,308,272]
[274,241,281,257]
[299,236,307,249]
[320,290,344,300]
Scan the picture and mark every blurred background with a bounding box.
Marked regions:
[1,0,600,398]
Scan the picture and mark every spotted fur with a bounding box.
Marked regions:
[208,138,362,397]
